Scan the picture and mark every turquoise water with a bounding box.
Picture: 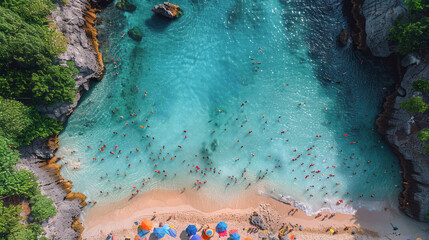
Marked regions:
[56,0,402,214]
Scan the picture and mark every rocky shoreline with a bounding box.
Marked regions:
[17,0,112,239]
[344,0,429,222]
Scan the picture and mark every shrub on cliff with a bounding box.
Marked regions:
[0,201,46,239]
[0,201,21,238]
[389,21,427,55]
[418,129,429,141]
[389,0,429,55]
[400,97,429,114]
[0,97,63,147]
[30,193,57,222]
[0,137,39,198]
[412,78,429,92]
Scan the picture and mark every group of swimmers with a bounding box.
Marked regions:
[64,52,400,208]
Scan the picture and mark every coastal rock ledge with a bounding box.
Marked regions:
[357,0,429,222]
[19,0,111,239]
[152,2,183,19]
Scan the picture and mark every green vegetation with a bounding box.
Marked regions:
[399,97,429,114]
[30,193,56,222]
[388,0,429,55]
[0,97,63,147]
[0,0,83,238]
[418,129,429,142]
[0,201,47,239]
[0,3,77,104]
[412,78,429,92]
[0,201,21,237]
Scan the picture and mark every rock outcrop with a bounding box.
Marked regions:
[352,0,429,222]
[38,0,104,122]
[379,59,429,222]
[338,29,350,47]
[116,0,136,12]
[19,0,111,239]
[18,142,83,240]
[361,0,407,57]
[152,2,183,19]
[128,27,143,42]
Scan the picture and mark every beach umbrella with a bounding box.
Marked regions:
[243,238,252,240]
[140,219,153,231]
[186,225,198,236]
[287,233,294,240]
[216,222,227,233]
[229,233,240,240]
[153,227,168,239]
[135,235,144,240]
[190,235,202,240]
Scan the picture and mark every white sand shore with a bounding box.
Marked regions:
[82,189,428,240]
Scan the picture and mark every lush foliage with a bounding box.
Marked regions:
[399,97,429,113]
[30,193,56,222]
[0,5,76,104]
[0,201,21,238]
[418,129,429,142]
[0,201,46,239]
[0,97,63,147]
[0,137,38,198]
[412,78,429,92]
[389,0,429,55]
[389,21,427,54]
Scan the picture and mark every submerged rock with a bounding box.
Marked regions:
[128,27,143,41]
[338,29,349,47]
[152,2,183,19]
[116,0,136,13]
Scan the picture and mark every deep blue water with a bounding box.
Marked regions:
[56,0,401,214]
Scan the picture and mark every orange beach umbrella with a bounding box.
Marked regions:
[140,219,153,231]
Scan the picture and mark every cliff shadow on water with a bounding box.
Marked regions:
[302,0,403,209]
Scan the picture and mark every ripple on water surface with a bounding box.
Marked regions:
[57,0,401,214]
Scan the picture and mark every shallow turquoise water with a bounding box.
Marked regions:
[57,0,402,214]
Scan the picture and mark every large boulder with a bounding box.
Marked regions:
[152,2,183,19]
[128,27,143,42]
[361,0,407,57]
[250,215,266,230]
[116,0,136,13]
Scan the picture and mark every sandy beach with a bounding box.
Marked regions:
[82,189,428,240]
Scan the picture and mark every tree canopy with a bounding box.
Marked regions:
[0,97,63,147]
[0,5,76,104]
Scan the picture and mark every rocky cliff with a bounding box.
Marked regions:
[38,0,105,122]
[18,0,112,239]
[356,0,429,222]
[361,0,407,57]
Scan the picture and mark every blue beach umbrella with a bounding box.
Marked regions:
[229,233,240,240]
[186,225,198,236]
[216,222,227,233]
[190,235,202,240]
[153,227,168,239]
